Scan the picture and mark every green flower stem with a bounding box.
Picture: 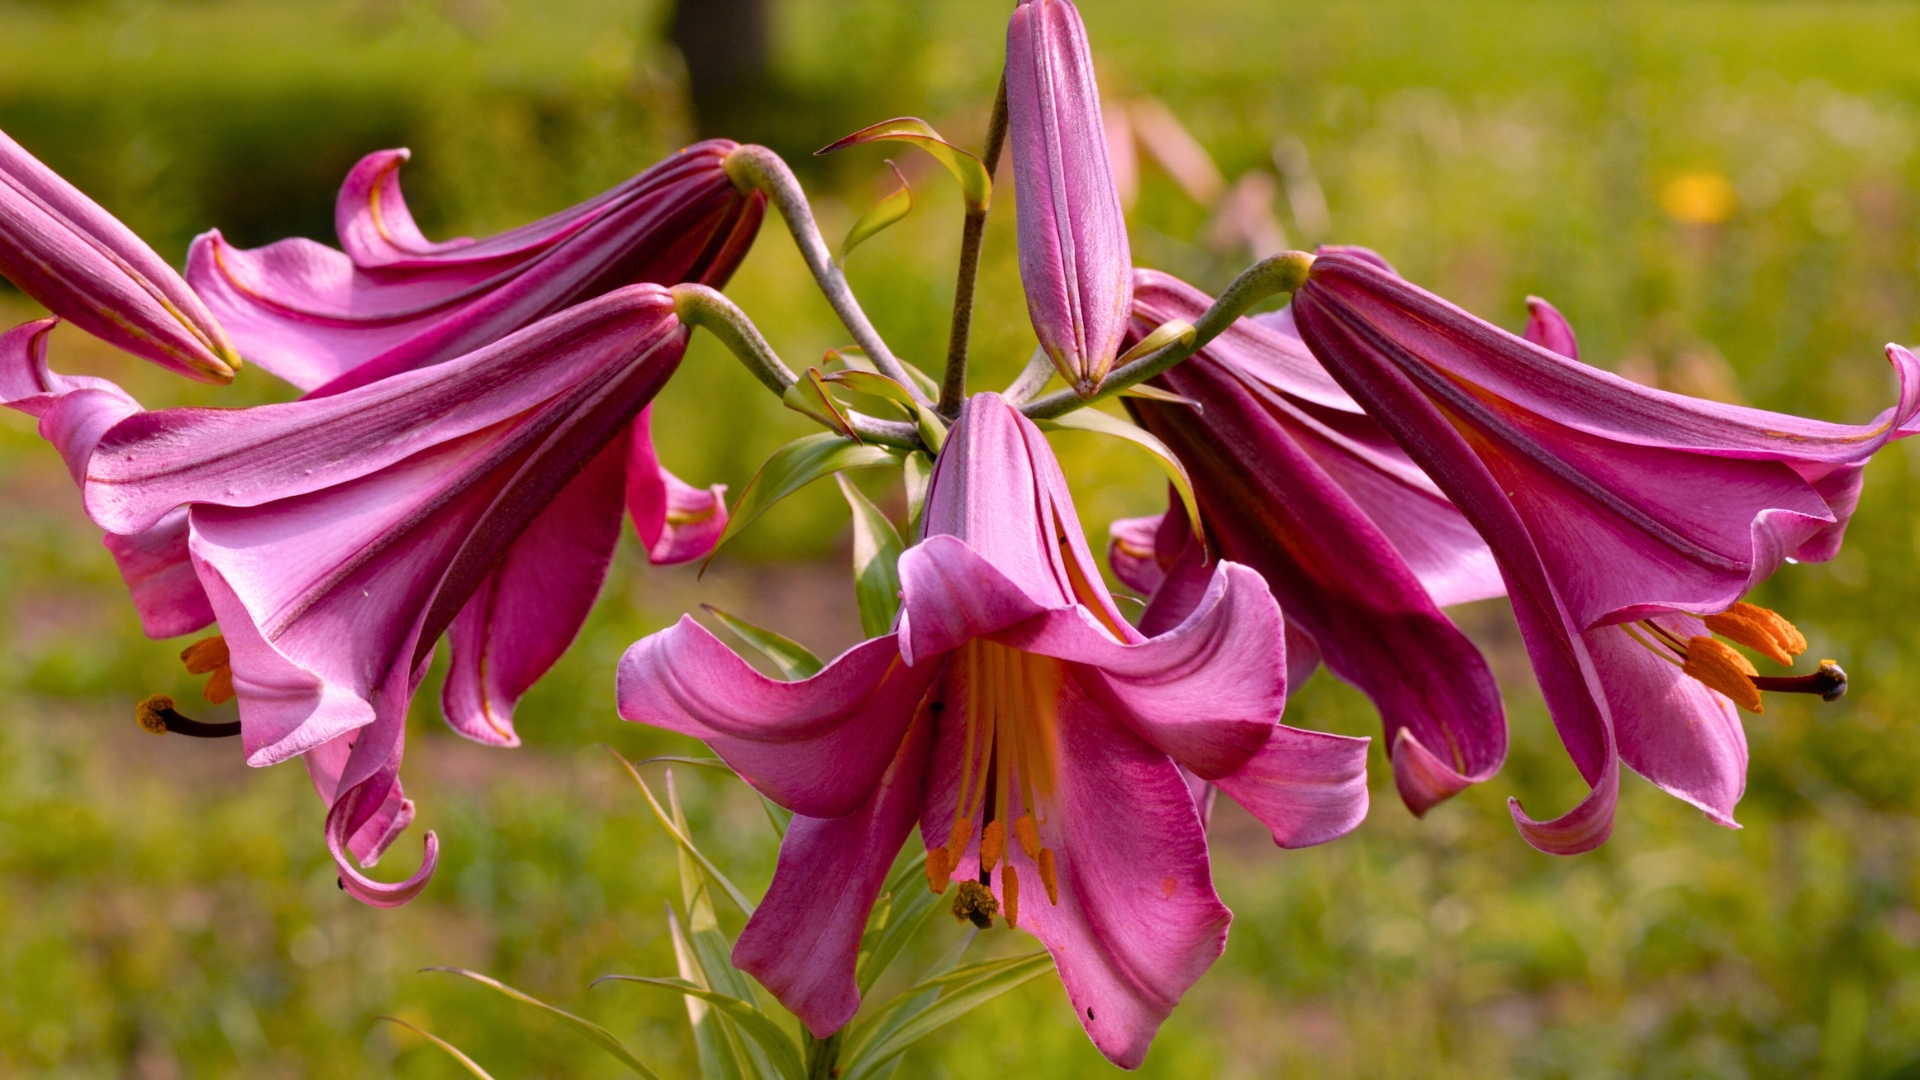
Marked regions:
[938,70,1010,419]
[671,285,923,450]
[804,1029,843,1080]
[1020,251,1316,420]
[723,145,930,405]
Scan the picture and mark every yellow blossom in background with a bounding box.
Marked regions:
[1661,171,1738,224]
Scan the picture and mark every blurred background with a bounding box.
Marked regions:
[4,0,1920,1076]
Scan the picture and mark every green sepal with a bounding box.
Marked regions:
[1036,409,1201,540]
[841,160,913,263]
[835,474,905,637]
[707,432,900,564]
[819,118,992,211]
[701,604,826,681]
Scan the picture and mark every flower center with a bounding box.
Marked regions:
[1619,601,1846,713]
[924,639,1063,928]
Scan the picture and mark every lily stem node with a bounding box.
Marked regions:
[722,145,930,405]
[1020,250,1316,420]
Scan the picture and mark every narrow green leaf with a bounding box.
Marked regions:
[1037,409,1200,541]
[670,909,748,1080]
[842,928,975,1066]
[1114,317,1196,368]
[827,346,940,401]
[702,605,825,681]
[1118,382,1202,408]
[782,367,858,439]
[708,433,898,564]
[840,953,1053,1077]
[606,749,758,917]
[854,851,946,997]
[841,161,913,263]
[422,968,666,1080]
[595,977,806,1080]
[379,1016,500,1080]
[901,452,933,540]
[819,118,992,211]
[824,369,947,451]
[835,474,905,637]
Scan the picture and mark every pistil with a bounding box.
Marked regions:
[135,694,241,738]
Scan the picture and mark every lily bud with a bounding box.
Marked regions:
[0,130,238,382]
[1007,0,1132,396]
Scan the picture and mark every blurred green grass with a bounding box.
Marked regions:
[6,0,1920,1076]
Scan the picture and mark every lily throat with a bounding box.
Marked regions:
[926,640,1063,929]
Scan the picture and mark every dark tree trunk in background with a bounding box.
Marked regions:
[669,0,771,140]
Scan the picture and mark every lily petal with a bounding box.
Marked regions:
[626,405,729,565]
[1212,722,1371,849]
[733,711,930,1038]
[616,618,937,819]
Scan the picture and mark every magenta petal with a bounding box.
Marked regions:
[616,618,936,818]
[188,140,760,392]
[625,406,728,565]
[1509,753,1619,855]
[896,535,1056,666]
[325,779,438,908]
[1106,512,1168,596]
[733,713,929,1038]
[443,432,629,747]
[101,508,214,639]
[920,670,1229,1069]
[1212,722,1370,848]
[1006,0,1132,392]
[1583,615,1746,827]
[0,133,236,380]
[1006,560,1285,780]
[1523,296,1581,360]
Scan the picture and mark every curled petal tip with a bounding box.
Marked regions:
[330,821,439,909]
[1389,728,1475,817]
[1507,795,1614,856]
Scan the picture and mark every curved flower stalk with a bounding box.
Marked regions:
[617,393,1369,1067]
[1007,0,1132,396]
[1289,249,1919,851]
[3,285,727,905]
[1108,268,1506,815]
[0,130,239,381]
[187,139,763,393]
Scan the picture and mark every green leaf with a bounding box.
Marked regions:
[669,909,748,1080]
[841,160,913,263]
[828,346,940,401]
[1114,317,1197,368]
[606,749,759,917]
[839,953,1053,1079]
[702,604,825,681]
[824,369,947,451]
[835,474,905,637]
[820,118,992,211]
[782,367,857,439]
[708,432,899,564]
[901,451,933,540]
[853,850,947,997]
[422,969,666,1080]
[379,1016,500,1080]
[595,976,806,1080]
[841,930,976,1080]
[1036,409,1200,541]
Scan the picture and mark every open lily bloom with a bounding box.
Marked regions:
[4,285,718,905]
[1007,0,1132,395]
[1111,268,1505,815]
[0,130,239,382]
[187,139,762,393]
[618,393,1369,1067]
[1290,249,1918,851]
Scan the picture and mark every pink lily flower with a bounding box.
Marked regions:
[1008,0,1133,396]
[617,393,1369,1067]
[186,139,762,393]
[4,284,721,905]
[1289,249,1916,851]
[0,130,239,381]
[1108,268,1506,816]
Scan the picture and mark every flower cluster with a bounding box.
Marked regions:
[0,0,1908,1068]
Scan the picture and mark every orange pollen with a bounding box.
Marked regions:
[1621,608,1844,712]
[180,634,234,705]
[1003,864,1021,927]
[1681,636,1763,713]
[1703,602,1806,667]
[1038,848,1060,906]
[925,847,953,894]
[979,820,1006,871]
[1014,814,1040,860]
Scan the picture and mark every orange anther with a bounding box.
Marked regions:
[1683,636,1763,713]
[980,820,1006,870]
[1014,814,1040,860]
[1003,863,1021,927]
[1038,848,1060,906]
[1704,602,1805,666]
[925,847,952,895]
